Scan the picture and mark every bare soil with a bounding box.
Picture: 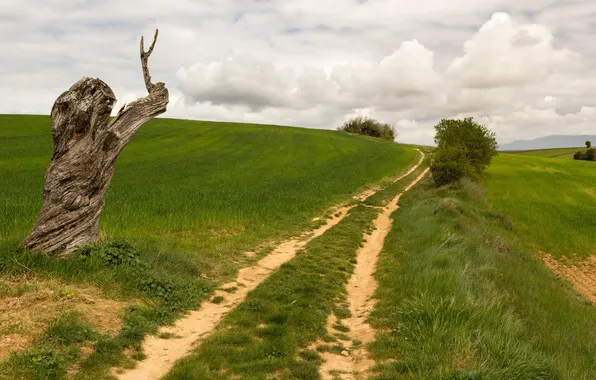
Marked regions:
[320,168,430,380]
[541,252,596,303]
[115,207,354,379]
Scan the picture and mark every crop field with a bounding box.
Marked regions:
[2,114,596,380]
[0,114,417,378]
[485,154,596,258]
[504,147,585,159]
[368,174,596,379]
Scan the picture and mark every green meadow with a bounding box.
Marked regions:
[1,115,416,274]
[2,113,596,379]
[485,154,596,258]
[369,173,596,379]
[505,147,585,159]
[0,114,416,378]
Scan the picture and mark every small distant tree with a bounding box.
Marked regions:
[430,117,498,186]
[586,141,592,149]
[338,116,397,141]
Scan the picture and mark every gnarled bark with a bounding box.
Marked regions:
[22,29,169,256]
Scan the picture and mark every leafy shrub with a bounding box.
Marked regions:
[434,117,498,174]
[430,117,498,186]
[338,116,397,141]
[574,148,595,161]
[430,145,477,186]
[78,239,140,267]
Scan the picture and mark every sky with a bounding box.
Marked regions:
[1,0,595,145]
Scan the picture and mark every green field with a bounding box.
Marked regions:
[369,170,596,379]
[485,154,596,258]
[1,115,416,268]
[504,147,585,159]
[2,114,596,379]
[0,115,416,378]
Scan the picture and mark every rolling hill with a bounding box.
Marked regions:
[500,135,596,151]
[2,114,596,379]
[0,114,418,378]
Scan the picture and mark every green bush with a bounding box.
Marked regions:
[430,145,476,186]
[338,116,396,141]
[574,148,595,161]
[430,117,498,186]
[77,239,140,267]
[434,117,498,174]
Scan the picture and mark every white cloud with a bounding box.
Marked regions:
[446,13,579,88]
[0,0,595,144]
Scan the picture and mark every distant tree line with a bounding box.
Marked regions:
[430,117,498,186]
[338,116,397,141]
[573,141,595,161]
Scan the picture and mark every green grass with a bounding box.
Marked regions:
[485,154,596,258]
[369,177,596,379]
[2,312,98,379]
[504,147,586,159]
[163,162,428,380]
[163,204,378,380]
[0,114,416,378]
[1,115,415,278]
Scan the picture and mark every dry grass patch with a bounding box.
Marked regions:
[0,275,134,360]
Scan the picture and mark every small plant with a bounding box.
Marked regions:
[44,312,97,345]
[211,296,224,304]
[333,323,350,333]
[2,348,69,379]
[158,332,178,339]
[78,239,140,267]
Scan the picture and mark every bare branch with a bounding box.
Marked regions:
[147,29,158,56]
[140,28,160,93]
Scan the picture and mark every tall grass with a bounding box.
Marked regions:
[369,177,596,379]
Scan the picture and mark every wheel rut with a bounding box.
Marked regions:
[113,151,426,380]
[319,167,430,380]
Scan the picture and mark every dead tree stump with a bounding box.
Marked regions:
[22,29,169,256]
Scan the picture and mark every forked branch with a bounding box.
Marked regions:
[140,28,160,93]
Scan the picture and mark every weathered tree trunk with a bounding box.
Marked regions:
[22,30,169,256]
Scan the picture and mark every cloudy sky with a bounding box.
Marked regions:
[1,0,594,144]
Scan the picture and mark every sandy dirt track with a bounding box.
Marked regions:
[114,151,426,380]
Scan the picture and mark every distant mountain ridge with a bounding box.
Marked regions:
[500,135,596,151]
